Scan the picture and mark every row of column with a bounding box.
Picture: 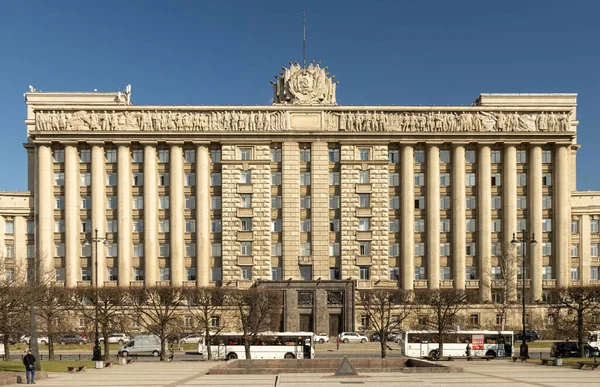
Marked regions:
[36,142,211,287]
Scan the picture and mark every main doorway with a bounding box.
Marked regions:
[329,314,342,337]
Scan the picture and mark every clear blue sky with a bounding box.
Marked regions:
[1,0,599,191]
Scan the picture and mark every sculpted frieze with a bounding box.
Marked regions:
[34,109,573,133]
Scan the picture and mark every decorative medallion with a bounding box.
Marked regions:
[327,291,343,306]
[298,291,314,307]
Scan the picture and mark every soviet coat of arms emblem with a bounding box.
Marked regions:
[272,61,337,105]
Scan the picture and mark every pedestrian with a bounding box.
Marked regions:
[336,337,340,351]
[23,349,36,384]
[465,340,472,359]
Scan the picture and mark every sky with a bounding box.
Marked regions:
[0,0,599,191]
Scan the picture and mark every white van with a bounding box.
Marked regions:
[118,335,161,357]
[0,343,5,358]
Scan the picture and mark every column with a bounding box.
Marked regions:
[117,143,132,286]
[282,142,300,279]
[477,145,491,302]
[36,144,53,280]
[196,144,210,287]
[91,144,106,287]
[581,215,591,286]
[503,145,517,300]
[143,143,158,286]
[555,145,571,287]
[452,145,466,289]
[170,143,185,286]
[426,145,440,289]
[311,142,329,279]
[400,144,414,290]
[64,144,80,287]
[529,146,543,301]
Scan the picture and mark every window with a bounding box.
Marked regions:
[543,196,552,209]
[389,173,400,187]
[592,220,599,233]
[81,267,92,281]
[240,170,252,184]
[359,266,370,280]
[466,173,476,187]
[329,172,340,185]
[159,196,169,209]
[209,219,220,233]
[466,266,476,280]
[491,196,501,210]
[185,196,196,210]
[300,196,311,209]
[107,267,118,281]
[414,267,425,280]
[300,265,312,280]
[271,267,282,280]
[329,148,340,162]
[414,150,424,163]
[185,173,196,187]
[184,149,195,163]
[491,173,501,186]
[27,244,35,258]
[300,148,311,162]
[571,243,579,257]
[54,268,65,281]
[388,150,399,163]
[591,266,599,280]
[79,173,91,187]
[517,196,527,209]
[491,266,502,280]
[359,242,370,256]
[542,242,552,256]
[440,150,450,163]
[159,219,170,233]
[542,173,552,186]
[107,219,117,233]
[389,219,399,232]
[465,150,476,163]
[4,220,14,234]
[80,149,91,163]
[300,172,311,186]
[270,219,281,232]
[271,195,282,209]
[542,266,552,280]
[414,196,424,209]
[390,196,399,209]
[184,219,196,233]
[389,243,399,256]
[517,150,527,164]
[159,243,170,257]
[105,173,117,186]
[469,314,480,327]
[241,195,252,208]
[466,219,476,232]
[211,243,222,257]
[159,173,170,186]
[5,244,14,258]
[54,219,65,233]
[186,243,196,257]
[300,242,311,257]
[329,243,340,256]
[105,196,116,209]
[240,217,252,232]
[571,220,579,233]
[466,243,476,256]
[133,219,144,233]
[440,173,450,187]
[440,196,450,209]
[134,268,144,281]
[133,243,144,257]
[55,196,65,209]
[240,242,252,256]
[133,196,143,210]
[359,218,370,231]
[440,219,451,233]
[53,149,64,163]
[359,170,370,184]
[272,243,282,256]
[359,149,370,161]
[466,196,476,209]
[330,219,340,232]
[414,173,424,186]
[211,267,222,281]
[542,150,552,163]
[542,218,552,232]
[106,149,117,163]
[271,172,282,186]
[210,149,221,163]
[300,219,311,232]
[517,173,527,187]
[414,243,425,256]
[571,267,579,281]
[81,196,91,209]
[440,242,450,256]
[239,148,252,161]
[210,173,221,186]
[359,194,370,208]
[54,172,64,186]
[27,220,34,234]
[158,149,169,163]
[211,196,222,209]
[132,149,143,163]
[592,244,599,257]
[414,218,425,232]
[271,148,281,162]
[440,266,451,280]
[160,267,170,281]
[492,219,501,232]
[330,267,341,280]
[133,173,144,186]
[492,243,502,256]
[389,267,399,281]
[491,150,501,163]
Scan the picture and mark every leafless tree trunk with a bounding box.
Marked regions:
[0,255,31,361]
[36,286,74,360]
[184,287,229,360]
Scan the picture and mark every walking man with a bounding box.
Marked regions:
[336,337,340,351]
[23,349,36,384]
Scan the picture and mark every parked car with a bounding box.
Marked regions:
[338,332,369,344]
[370,333,382,343]
[59,334,88,345]
[0,334,18,345]
[20,335,49,346]
[514,330,540,342]
[550,341,591,358]
[179,334,202,345]
[387,332,402,343]
[98,333,130,345]
[313,333,329,344]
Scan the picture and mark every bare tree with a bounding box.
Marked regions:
[128,286,185,361]
[359,288,414,359]
[548,286,600,357]
[71,286,130,361]
[184,287,228,360]
[483,243,519,330]
[229,287,283,359]
[36,285,75,360]
[0,255,30,361]
[414,289,471,357]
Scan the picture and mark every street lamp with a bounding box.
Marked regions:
[511,229,537,359]
[83,228,109,361]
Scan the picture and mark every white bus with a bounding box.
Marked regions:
[399,330,514,359]
[197,331,315,360]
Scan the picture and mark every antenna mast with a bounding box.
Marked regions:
[303,9,306,69]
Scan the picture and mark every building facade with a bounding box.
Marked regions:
[2,62,600,335]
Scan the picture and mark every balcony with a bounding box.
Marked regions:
[517,279,531,288]
[414,280,428,289]
[237,184,253,194]
[357,280,373,289]
[103,281,117,287]
[355,208,372,217]
[77,281,91,287]
[466,280,480,289]
[571,280,582,286]
[237,256,254,266]
[157,280,171,287]
[355,256,373,266]
[129,281,144,287]
[298,256,313,265]
[237,280,253,289]
[542,279,556,288]
[183,281,196,287]
[355,184,372,194]
[237,208,253,217]
[237,231,254,241]
[440,280,454,288]
[355,231,372,241]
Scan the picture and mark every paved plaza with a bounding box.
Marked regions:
[29,359,600,387]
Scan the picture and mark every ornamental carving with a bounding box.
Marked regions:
[272,61,337,105]
[298,292,314,307]
[327,291,343,306]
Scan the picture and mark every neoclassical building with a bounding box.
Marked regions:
[2,62,600,335]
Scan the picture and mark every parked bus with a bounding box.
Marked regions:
[399,330,514,358]
[197,331,315,360]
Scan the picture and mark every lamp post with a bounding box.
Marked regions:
[83,228,108,361]
[511,229,537,359]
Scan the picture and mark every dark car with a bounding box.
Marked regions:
[59,334,88,345]
[370,333,382,342]
[514,330,540,342]
[550,341,591,358]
